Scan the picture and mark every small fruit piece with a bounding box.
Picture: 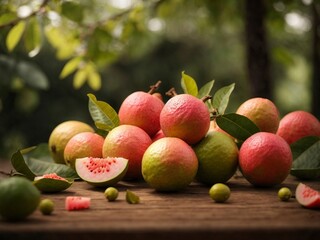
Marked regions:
[118,87,165,137]
[278,187,292,201]
[102,125,152,180]
[160,94,210,145]
[277,111,320,144]
[65,196,91,211]
[75,157,128,187]
[193,131,239,185]
[33,173,73,193]
[64,132,104,168]
[48,120,94,164]
[236,97,280,133]
[142,137,198,192]
[0,177,41,221]
[295,183,320,208]
[104,187,119,201]
[126,189,140,204]
[239,132,292,187]
[209,183,231,203]
[39,199,54,215]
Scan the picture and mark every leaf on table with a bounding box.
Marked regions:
[88,93,119,132]
[11,146,79,180]
[216,113,260,142]
[290,136,320,180]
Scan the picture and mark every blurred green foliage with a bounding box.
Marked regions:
[0,0,316,158]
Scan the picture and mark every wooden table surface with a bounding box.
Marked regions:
[0,159,319,240]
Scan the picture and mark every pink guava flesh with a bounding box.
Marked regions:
[65,196,91,211]
[34,173,67,181]
[295,183,320,208]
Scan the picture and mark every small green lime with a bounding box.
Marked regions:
[209,183,231,203]
[278,187,292,201]
[104,187,119,201]
[39,199,55,215]
[0,177,41,221]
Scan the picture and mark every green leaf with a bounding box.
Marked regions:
[290,136,320,180]
[61,1,84,23]
[211,83,235,115]
[87,93,120,132]
[181,71,198,97]
[60,57,82,79]
[73,68,88,89]
[24,17,42,57]
[6,20,26,52]
[23,142,53,163]
[11,147,79,180]
[87,70,101,91]
[216,113,260,142]
[16,60,49,90]
[197,80,215,99]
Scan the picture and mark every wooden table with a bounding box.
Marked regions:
[0,160,319,240]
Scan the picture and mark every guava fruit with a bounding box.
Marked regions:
[75,157,129,187]
[0,176,41,221]
[193,131,239,185]
[142,137,198,192]
[33,173,73,193]
[118,81,164,137]
[239,132,292,187]
[277,111,320,144]
[160,94,210,145]
[102,125,152,180]
[295,183,320,208]
[236,97,280,133]
[48,120,94,164]
[65,196,91,211]
[64,132,104,168]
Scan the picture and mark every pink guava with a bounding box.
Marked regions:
[75,157,128,187]
[65,196,91,211]
[33,173,73,193]
[295,183,320,208]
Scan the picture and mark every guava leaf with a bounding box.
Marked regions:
[6,20,26,52]
[60,57,82,79]
[216,113,260,142]
[23,142,53,163]
[290,136,320,180]
[24,17,42,57]
[11,147,79,180]
[88,93,119,132]
[211,83,235,115]
[181,71,198,97]
[61,1,84,23]
[197,80,215,99]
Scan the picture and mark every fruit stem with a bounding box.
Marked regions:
[0,170,11,176]
[201,95,212,103]
[165,88,178,97]
[148,81,162,94]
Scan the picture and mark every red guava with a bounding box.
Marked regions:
[33,173,73,193]
[295,183,320,208]
[160,94,210,145]
[65,196,91,211]
[75,157,128,187]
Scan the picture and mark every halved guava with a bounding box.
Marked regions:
[33,173,73,193]
[75,157,128,187]
[65,196,91,211]
[295,183,320,208]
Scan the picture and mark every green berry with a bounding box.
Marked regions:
[104,187,119,201]
[209,183,231,203]
[278,187,292,201]
[39,199,54,215]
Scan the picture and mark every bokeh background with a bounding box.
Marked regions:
[0,0,319,159]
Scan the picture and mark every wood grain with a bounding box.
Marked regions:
[0,160,319,240]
